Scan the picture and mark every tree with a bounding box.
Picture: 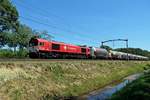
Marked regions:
[7,32,18,51]
[17,24,33,50]
[0,32,9,47]
[7,24,33,51]
[0,0,19,46]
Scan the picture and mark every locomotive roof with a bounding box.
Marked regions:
[36,38,49,42]
[36,38,89,48]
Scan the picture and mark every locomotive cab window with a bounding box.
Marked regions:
[52,44,60,50]
[29,39,38,46]
[39,42,44,46]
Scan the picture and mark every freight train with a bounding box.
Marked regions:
[28,38,148,60]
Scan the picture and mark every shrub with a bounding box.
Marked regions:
[0,49,28,58]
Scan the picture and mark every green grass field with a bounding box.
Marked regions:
[0,60,149,100]
[109,70,150,100]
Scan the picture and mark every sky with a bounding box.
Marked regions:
[12,0,150,50]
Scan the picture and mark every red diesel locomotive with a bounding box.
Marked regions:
[29,38,90,58]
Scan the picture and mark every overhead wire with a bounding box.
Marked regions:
[20,16,99,45]
[14,0,100,41]
[13,0,100,45]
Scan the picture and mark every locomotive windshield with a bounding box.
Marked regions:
[29,39,38,47]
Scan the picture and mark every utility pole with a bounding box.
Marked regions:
[126,39,129,60]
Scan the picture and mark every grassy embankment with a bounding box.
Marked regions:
[0,60,149,100]
[109,70,150,100]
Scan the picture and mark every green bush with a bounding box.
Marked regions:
[0,49,28,58]
[15,49,28,58]
[0,49,14,58]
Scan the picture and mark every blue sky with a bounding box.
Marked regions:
[12,0,150,50]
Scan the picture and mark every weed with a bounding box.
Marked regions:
[0,61,149,99]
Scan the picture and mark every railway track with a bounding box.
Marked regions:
[0,58,146,62]
[0,58,96,62]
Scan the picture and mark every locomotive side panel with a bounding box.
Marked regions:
[51,42,82,54]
